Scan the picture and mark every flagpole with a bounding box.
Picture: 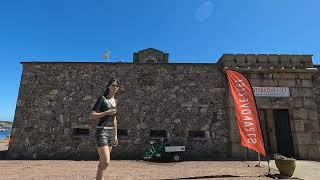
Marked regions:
[244,147,249,167]
[104,50,110,62]
[255,152,262,167]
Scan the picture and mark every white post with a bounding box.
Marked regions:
[255,152,263,167]
[104,50,110,62]
[243,147,250,167]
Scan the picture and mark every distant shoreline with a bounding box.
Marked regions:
[0,123,11,142]
[0,121,12,129]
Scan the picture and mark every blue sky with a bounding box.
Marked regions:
[1,0,320,121]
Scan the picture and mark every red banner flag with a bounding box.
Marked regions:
[226,70,266,156]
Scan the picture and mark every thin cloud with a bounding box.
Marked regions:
[195,1,214,22]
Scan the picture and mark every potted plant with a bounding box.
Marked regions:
[274,153,296,177]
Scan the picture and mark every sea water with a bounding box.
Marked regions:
[0,129,11,140]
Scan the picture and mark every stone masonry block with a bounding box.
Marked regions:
[249,79,262,87]
[230,129,240,143]
[311,119,320,131]
[248,73,264,79]
[290,88,300,97]
[298,73,312,80]
[231,143,244,158]
[260,79,279,86]
[230,118,238,130]
[301,80,313,88]
[307,109,318,121]
[303,97,317,109]
[278,73,296,80]
[297,145,311,159]
[296,132,312,145]
[294,120,304,132]
[308,144,320,160]
[293,109,308,120]
[279,79,296,87]
[302,88,314,97]
[257,54,268,63]
[304,122,313,132]
[293,97,304,108]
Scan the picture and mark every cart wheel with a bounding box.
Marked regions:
[143,156,152,161]
[173,154,181,162]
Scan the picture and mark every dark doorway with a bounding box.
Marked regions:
[273,109,294,157]
[258,110,272,155]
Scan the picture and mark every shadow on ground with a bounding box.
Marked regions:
[161,174,270,179]
[161,173,304,180]
[265,173,303,179]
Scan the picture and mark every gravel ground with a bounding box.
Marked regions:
[0,160,278,180]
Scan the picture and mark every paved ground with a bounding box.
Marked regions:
[1,139,319,179]
[0,160,277,180]
[262,160,320,180]
[0,139,8,151]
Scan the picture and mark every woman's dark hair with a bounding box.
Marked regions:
[103,79,120,97]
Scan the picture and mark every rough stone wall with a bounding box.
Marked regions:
[312,65,320,159]
[8,62,229,160]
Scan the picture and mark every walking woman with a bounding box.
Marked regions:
[90,79,120,180]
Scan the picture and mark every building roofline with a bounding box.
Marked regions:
[20,61,218,65]
[221,53,313,56]
[218,54,313,61]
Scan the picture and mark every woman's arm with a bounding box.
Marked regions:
[114,116,118,146]
[114,116,117,135]
[90,109,116,121]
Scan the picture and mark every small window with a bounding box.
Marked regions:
[188,131,205,138]
[118,129,129,137]
[150,130,167,138]
[73,128,89,136]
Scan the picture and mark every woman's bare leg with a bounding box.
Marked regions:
[96,146,111,180]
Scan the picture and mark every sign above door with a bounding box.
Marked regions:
[253,87,290,97]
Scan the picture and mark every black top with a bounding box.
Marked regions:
[92,95,117,127]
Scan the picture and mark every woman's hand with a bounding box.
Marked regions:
[113,136,119,146]
[106,109,117,116]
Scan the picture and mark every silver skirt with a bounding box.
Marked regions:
[95,128,115,147]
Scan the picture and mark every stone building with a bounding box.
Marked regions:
[7,48,320,160]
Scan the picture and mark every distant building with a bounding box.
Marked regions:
[8,48,320,160]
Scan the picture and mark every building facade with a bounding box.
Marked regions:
[7,48,320,160]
